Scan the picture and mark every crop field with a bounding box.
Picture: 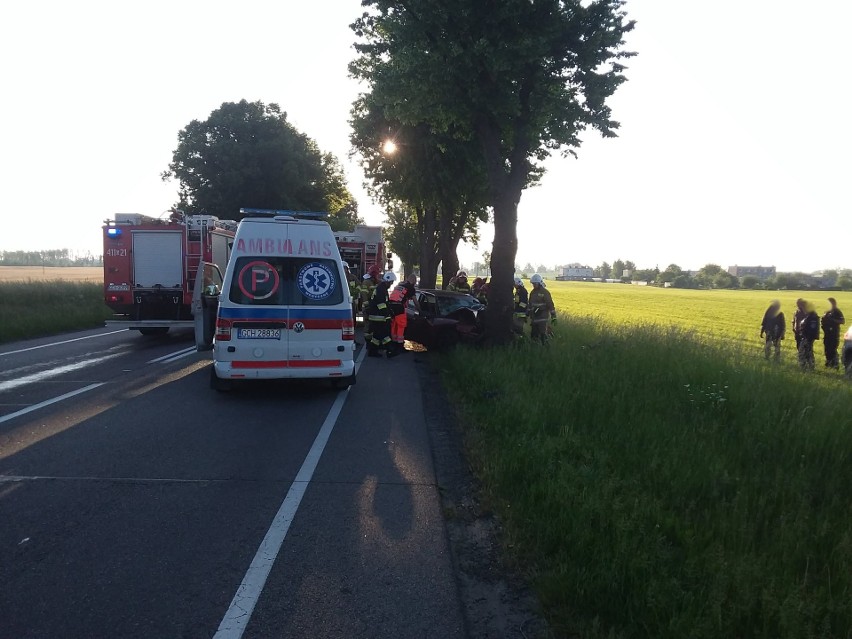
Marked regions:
[442,280,852,638]
[0,266,103,282]
[545,280,851,349]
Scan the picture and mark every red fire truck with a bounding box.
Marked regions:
[333,225,393,280]
[102,212,237,335]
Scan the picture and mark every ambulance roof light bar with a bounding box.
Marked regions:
[239,208,328,219]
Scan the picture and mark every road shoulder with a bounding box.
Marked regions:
[415,351,549,638]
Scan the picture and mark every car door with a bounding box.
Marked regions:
[404,292,434,345]
[193,261,223,351]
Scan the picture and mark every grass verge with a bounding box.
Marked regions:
[441,318,852,638]
[0,280,111,343]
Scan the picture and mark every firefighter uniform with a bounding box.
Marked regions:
[388,278,417,356]
[448,280,471,294]
[366,280,393,356]
[359,274,377,342]
[513,282,528,334]
[447,272,471,294]
[528,280,556,342]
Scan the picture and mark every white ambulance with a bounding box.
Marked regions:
[193,211,356,391]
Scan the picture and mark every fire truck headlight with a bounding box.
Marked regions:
[107,228,122,238]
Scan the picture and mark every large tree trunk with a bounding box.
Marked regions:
[486,192,519,344]
[417,206,441,288]
[438,207,461,289]
[477,120,526,345]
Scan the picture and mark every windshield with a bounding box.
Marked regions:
[228,257,343,306]
[436,294,482,316]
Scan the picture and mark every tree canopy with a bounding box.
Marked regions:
[349,92,489,287]
[350,0,635,342]
[163,100,361,230]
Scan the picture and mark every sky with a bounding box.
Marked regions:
[1,0,849,274]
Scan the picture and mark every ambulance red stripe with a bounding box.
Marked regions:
[230,360,342,369]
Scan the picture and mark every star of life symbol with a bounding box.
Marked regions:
[297,262,335,301]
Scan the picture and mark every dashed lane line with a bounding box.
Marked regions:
[213,348,366,639]
[147,346,197,364]
[0,383,104,425]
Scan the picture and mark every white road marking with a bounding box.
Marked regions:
[147,346,196,364]
[0,330,128,357]
[0,383,104,425]
[214,348,366,639]
[0,354,120,393]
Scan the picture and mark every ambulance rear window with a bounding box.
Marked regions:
[228,257,344,306]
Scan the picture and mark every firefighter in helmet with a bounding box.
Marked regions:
[387,273,420,357]
[513,276,528,335]
[366,271,396,357]
[447,270,471,294]
[527,273,556,342]
[359,265,381,323]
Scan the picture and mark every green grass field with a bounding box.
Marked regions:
[442,281,852,638]
[0,280,111,343]
[545,281,850,348]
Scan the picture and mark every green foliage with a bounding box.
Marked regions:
[350,0,636,342]
[632,267,659,283]
[671,273,697,288]
[383,204,420,275]
[657,263,683,284]
[349,93,489,286]
[0,281,110,343]
[713,270,739,289]
[741,275,760,289]
[838,275,852,291]
[163,100,361,230]
[441,286,852,637]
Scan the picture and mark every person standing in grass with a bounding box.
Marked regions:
[792,298,806,351]
[528,273,556,343]
[513,276,528,335]
[760,300,786,361]
[797,300,820,371]
[821,297,845,369]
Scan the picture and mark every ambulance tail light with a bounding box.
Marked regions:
[108,294,123,303]
[216,318,232,341]
[342,318,355,341]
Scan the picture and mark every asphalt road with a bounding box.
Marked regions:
[0,327,466,639]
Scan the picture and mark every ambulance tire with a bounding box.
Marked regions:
[332,372,356,389]
[139,327,169,336]
[209,365,233,392]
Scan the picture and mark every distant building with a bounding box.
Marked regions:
[558,264,594,280]
[727,265,776,280]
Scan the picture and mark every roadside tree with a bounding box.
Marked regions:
[349,95,488,288]
[383,204,421,277]
[163,100,360,230]
[350,0,635,343]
